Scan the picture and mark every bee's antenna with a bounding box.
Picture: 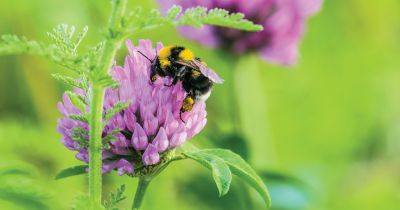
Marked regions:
[137,51,153,62]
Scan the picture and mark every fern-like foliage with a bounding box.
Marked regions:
[102,127,123,149]
[66,90,90,118]
[52,73,85,89]
[124,6,263,33]
[71,127,90,149]
[52,73,90,91]
[111,82,121,90]
[72,184,128,210]
[102,101,131,128]
[47,24,88,55]
[0,24,117,86]
[83,40,105,72]
[72,192,105,210]
[104,184,128,210]
[0,161,54,210]
[0,34,84,72]
[68,114,89,124]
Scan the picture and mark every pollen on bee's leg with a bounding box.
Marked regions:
[180,96,194,122]
[182,96,194,112]
[151,74,158,82]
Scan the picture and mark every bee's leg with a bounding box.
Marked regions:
[180,110,185,123]
[164,66,187,87]
[177,65,187,76]
[150,73,158,84]
[165,76,179,87]
[150,67,158,84]
[180,90,194,123]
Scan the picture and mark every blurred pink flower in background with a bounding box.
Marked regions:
[158,0,323,64]
[56,39,207,176]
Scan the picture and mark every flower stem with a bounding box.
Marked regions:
[132,177,152,210]
[87,0,127,204]
[88,84,105,204]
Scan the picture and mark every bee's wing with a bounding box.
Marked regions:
[174,60,224,84]
[174,60,198,70]
[191,59,224,83]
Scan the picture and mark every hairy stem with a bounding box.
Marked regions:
[88,0,127,204]
[95,0,126,81]
[132,177,152,210]
[88,84,105,203]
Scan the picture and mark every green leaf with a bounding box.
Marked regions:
[66,91,88,117]
[73,26,88,50]
[103,101,131,127]
[105,184,127,210]
[124,6,143,28]
[76,94,89,106]
[145,9,161,26]
[52,73,85,89]
[163,5,182,24]
[47,31,70,53]
[183,151,232,196]
[0,34,86,72]
[83,41,105,71]
[197,8,263,31]
[0,161,54,210]
[111,82,121,90]
[259,170,311,209]
[178,7,207,28]
[80,73,90,90]
[48,24,77,54]
[72,127,89,136]
[55,165,88,180]
[0,178,54,210]
[125,6,263,34]
[72,192,105,210]
[102,127,123,144]
[0,160,37,177]
[71,127,89,148]
[180,141,199,153]
[87,41,105,54]
[201,149,271,207]
[0,24,94,73]
[68,114,89,124]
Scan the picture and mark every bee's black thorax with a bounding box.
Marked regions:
[157,46,187,78]
[169,46,186,60]
[164,46,185,78]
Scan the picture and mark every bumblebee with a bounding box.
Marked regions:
[138,45,224,122]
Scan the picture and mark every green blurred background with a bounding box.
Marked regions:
[1,0,400,209]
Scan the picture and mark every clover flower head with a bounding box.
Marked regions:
[158,0,322,64]
[57,39,207,176]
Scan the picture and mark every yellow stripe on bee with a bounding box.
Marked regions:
[159,45,175,68]
[160,59,171,68]
[159,45,174,58]
[191,70,201,76]
[178,49,194,61]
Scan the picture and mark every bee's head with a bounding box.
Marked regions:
[137,50,159,83]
